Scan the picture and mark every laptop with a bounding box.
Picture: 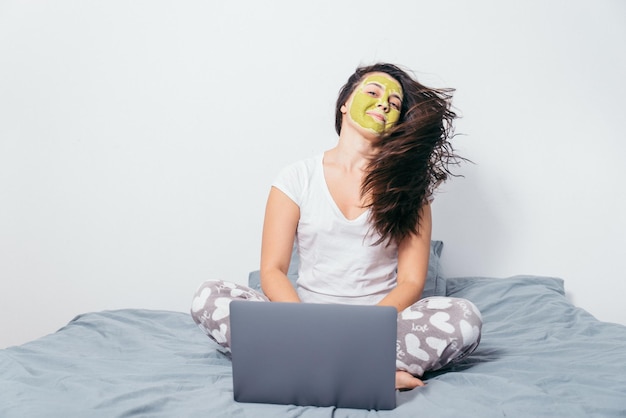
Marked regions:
[230,300,397,410]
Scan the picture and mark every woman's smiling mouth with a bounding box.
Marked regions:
[366,111,386,124]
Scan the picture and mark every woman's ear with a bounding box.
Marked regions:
[340,104,347,114]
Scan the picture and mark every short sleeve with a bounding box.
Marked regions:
[271,159,310,207]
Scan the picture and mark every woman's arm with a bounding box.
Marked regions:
[377,203,432,312]
[260,186,302,302]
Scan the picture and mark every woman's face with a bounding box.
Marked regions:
[344,72,403,134]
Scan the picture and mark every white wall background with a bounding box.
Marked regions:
[1,0,625,348]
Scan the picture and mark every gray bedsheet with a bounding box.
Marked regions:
[2,276,625,417]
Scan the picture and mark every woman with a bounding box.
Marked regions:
[191,63,482,390]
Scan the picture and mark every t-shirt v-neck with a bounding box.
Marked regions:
[320,154,369,223]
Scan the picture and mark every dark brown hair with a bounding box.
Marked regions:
[335,63,461,245]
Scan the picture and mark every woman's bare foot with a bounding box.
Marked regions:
[395,370,425,390]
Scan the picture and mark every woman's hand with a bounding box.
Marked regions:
[395,370,425,390]
[377,204,432,312]
[260,187,302,303]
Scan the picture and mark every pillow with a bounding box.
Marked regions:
[423,240,446,298]
[248,240,446,298]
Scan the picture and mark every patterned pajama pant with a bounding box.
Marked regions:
[190,280,482,377]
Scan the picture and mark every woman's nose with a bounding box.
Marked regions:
[377,100,389,112]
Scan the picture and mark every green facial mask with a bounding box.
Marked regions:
[347,74,403,134]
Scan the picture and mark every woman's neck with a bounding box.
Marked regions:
[327,131,376,172]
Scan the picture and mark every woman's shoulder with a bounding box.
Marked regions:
[292,153,322,168]
[278,154,322,177]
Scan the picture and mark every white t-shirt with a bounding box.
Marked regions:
[272,154,398,305]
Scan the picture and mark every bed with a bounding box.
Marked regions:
[2,242,626,417]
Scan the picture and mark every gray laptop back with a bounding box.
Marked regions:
[230,301,397,410]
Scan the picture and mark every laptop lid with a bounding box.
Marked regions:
[230,300,397,410]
